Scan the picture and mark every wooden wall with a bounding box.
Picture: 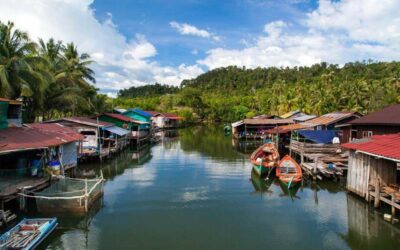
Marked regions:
[347,151,397,199]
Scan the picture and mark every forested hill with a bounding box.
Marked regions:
[114,61,400,122]
[180,62,400,94]
[118,83,179,98]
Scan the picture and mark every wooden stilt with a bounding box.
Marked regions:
[374,178,380,208]
[84,179,88,212]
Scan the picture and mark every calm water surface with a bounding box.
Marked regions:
[36,126,400,249]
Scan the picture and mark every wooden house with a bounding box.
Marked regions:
[0,98,23,128]
[151,112,184,129]
[122,109,152,141]
[123,108,153,123]
[346,104,400,141]
[343,134,400,216]
[97,113,150,144]
[231,118,294,140]
[25,123,84,172]
[48,117,129,159]
[0,126,83,209]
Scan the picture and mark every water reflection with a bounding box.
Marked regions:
[27,125,400,250]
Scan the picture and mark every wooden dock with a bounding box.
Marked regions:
[0,177,50,209]
[290,140,348,180]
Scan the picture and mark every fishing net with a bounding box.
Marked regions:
[20,177,104,213]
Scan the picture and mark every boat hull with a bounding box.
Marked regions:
[0,218,58,250]
[252,164,270,176]
[276,155,303,189]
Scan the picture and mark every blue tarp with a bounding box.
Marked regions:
[297,130,338,144]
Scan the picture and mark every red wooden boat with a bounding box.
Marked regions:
[276,155,302,188]
[250,143,279,176]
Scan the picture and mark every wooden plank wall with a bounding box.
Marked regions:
[347,150,397,199]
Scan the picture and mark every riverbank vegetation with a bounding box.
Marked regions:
[116,62,400,122]
[0,21,109,122]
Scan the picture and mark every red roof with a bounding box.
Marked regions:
[61,117,113,127]
[144,110,161,116]
[349,104,400,126]
[0,126,81,154]
[25,123,84,141]
[160,113,184,120]
[342,133,400,161]
[101,113,135,123]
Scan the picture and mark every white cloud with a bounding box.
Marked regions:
[170,21,220,42]
[199,0,400,69]
[0,0,203,94]
[1,0,399,94]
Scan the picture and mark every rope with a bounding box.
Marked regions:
[17,178,104,200]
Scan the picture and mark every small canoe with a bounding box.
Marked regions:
[276,155,302,188]
[250,143,279,176]
[0,218,58,250]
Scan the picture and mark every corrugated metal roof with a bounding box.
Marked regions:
[231,120,244,128]
[265,123,314,134]
[129,109,153,117]
[62,117,113,127]
[0,126,81,154]
[307,112,359,126]
[158,113,184,120]
[349,104,400,125]
[104,126,130,136]
[243,118,294,125]
[113,108,127,114]
[0,98,22,105]
[25,123,84,141]
[280,110,300,119]
[342,133,400,162]
[144,110,161,116]
[293,114,317,122]
[101,113,134,123]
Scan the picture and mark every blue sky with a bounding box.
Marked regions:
[1,0,400,96]
[91,0,316,66]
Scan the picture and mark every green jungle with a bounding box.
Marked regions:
[1,20,400,123]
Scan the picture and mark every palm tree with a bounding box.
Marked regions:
[0,21,39,97]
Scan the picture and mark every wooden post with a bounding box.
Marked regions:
[19,188,26,211]
[84,178,88,212]
[392,194,396,218]
[374,178,380,208]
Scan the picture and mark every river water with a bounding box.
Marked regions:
[37,126,400,249]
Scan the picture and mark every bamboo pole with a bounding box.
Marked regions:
[84,178,88,212]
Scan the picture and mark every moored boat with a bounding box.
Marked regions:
[276,155,302,189]
[250,143,279,176]
[0,218,57,250]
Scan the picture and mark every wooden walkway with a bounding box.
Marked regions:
[0,177,50,208]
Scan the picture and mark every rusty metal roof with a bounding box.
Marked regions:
[342,133,400,162]
[25,123,84,141]
[265,123,314,134]
[307,112,359,126]
[349,104,400,126]
[0,126,81,154]
[0,98,22,105]
[101,113,134,123]
[243,118,294,125]
[61,117,113,127]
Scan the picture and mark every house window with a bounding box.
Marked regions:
[362,131,373,138]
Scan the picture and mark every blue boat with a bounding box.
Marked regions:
[0,218,57,249]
